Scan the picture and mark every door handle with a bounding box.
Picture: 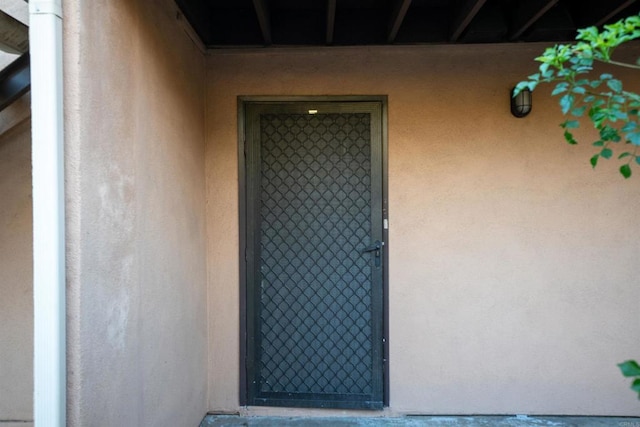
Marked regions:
[361,240,383,268]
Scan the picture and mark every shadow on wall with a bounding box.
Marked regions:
[0,93,32,424]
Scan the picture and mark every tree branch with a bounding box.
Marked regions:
[595,58,640,70]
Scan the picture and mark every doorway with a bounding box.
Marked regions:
[240,97,388,409]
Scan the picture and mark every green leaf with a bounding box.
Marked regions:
[600,73,613,80]
[632,378,640,393]
[572,106,587,117]
[628,132,640,146]
[540,63,554,79]
[552,83,569,96]
[561,120,580,129]
[600,126,621,142]
[607,79,623,92]
[590,154,599,168]
[619,152,632,159]
[622,122,637,133]
[573,86,587,94]
[608,111,627,122]
[635,156,640,166]
[593,140,605,147]
[578,26,599,41]
[601,148,613,159]
[620,164,632,178]
[563,130,578,145]
[560,94,575,114]
[618,362,640,377]
[592,113,606,128]
[539,62,550,74]
[514,81,529,96]
[612,95,626,104]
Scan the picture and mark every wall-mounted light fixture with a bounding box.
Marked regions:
[511,87,532,118]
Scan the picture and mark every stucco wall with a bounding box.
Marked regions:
[206,44,640,415]
[63,0,208,425]
[0,96,32,425]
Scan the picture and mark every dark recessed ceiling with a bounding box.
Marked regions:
[175,0,640,48]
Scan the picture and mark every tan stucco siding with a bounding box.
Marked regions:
[0,96,32,424]
[63,0,208,425]
[206,44,640,415]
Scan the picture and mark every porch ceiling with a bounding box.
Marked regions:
[0,0,28,112]
[176,0,640,48]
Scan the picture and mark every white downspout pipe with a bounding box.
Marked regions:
[30,1,65,426]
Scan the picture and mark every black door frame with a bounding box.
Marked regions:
[238,95,389,408]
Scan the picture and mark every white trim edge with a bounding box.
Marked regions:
[29,1,62,18]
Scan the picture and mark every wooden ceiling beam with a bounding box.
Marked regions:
[509,0,559,40]
[387,0,412,43]
[252,0,272,45]
[587,0,637,27]
[450,0,488,42]
[0,53,29,112]
[0,10,28,54]
[326,0,336,45]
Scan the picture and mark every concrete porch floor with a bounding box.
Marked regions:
[201,415,640,427]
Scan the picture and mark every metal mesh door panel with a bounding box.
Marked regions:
[255,112,376,406]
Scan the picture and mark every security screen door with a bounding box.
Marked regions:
[243,99,386,409]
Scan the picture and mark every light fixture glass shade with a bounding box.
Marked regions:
[511,87,532,118]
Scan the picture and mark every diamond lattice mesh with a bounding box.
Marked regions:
[258,113,373,396]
